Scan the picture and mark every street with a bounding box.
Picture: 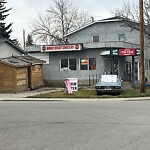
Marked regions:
[0,100,150,150]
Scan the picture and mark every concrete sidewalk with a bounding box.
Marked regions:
[0,87,150,101]
[0,87,63,101]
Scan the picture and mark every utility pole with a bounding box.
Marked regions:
[23,29,26,50]
[139,0,145,94]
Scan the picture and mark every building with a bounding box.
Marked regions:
[25,17,150,86]
[0,55,45,93]
[0,38,25,58]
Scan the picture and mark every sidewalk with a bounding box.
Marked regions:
[0,87,63,101]
[0,87,150,101]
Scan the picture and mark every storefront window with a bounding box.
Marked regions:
[80,58,96,70]
[89,58,96,70]
[80,58,88,70]
[61,59,68,70]
[61,59,76,71]
[69,59,76,70]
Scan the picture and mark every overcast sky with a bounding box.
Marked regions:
[6,0,136,45]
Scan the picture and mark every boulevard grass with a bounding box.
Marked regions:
[28,88,150,99]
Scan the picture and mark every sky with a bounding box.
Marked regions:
[5,0,136,46]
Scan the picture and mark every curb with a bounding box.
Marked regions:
[1,97,150,101]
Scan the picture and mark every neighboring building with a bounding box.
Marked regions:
[25,16,150,86]
[0,38,25,58]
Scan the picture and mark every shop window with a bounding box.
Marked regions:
[89,58,96,70]
[118,34,125,42]
[69,59,76,70]
[80,58,88,70]
[61,59,68,70]
[61,59,76,71]
[80,58,96,70]
[93,36,99,42]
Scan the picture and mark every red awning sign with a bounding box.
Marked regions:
[119,48,135,56]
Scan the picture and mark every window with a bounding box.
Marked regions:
[80,58,88,70]
[118,34,125,42]
[93,36,99,42]
[80,58,96,70]
[61,59,76,71]
[145,59,150,71]
[89,58,96,70]
[61,59,68,70]
[69,59,76,70]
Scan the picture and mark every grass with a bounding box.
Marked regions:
[28,88,150,99]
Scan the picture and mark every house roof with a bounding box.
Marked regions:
[0,55,45,68]
[0,56,30,67]
[17,55,46,65]
[65,16,125,37]
[0,38,25,54]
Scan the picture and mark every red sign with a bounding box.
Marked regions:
[41,44,82,52]
[34,65,41,73]
[119,48,135,56]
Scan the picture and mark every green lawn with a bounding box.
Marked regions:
[28,88,150,99]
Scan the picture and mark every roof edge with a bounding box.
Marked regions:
[64,16,124,37]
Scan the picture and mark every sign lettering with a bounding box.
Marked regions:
[119,48,135,56]
[41,44,82,52]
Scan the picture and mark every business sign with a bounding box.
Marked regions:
[41,44,82,52]
[119,48,135,56]
[110,48,140,56]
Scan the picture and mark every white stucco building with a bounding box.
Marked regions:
[25,17,150,86]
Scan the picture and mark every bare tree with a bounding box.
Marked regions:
[113,0,150,38]
[31,0,91,44]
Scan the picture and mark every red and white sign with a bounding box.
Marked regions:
[119,48,135,56]
[64,79,73,94]
[41,44,82,52]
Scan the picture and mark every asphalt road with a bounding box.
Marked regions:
[1,100,150,150]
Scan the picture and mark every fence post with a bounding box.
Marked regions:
[89,75,91,86]
[93,74,94,85]
[96,74,97,83]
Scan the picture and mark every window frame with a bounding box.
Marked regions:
[60,58,77,71]
[80,58,96,71]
